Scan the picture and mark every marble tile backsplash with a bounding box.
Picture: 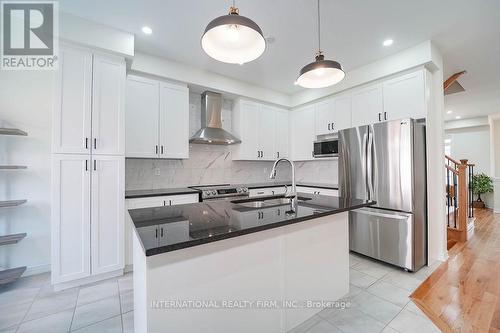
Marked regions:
[125,92,338,191]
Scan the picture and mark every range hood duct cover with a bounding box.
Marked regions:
[189,91,241,145]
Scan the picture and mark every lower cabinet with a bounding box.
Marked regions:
[51,154,124,285]
[124,193,199,267]
[296,186,338,197]
[249,186,288,197]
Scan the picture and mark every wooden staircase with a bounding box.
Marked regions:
[445,155,475,244]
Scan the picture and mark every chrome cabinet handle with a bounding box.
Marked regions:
[331,123,335,131]
[328,123,331,131]
[384,112,387,120]
[169,200,172,205]
[93,138,97,149]
[161,146,164,154]
[93,160,97,171]
[155,228,158,238]
[277,151,280,158]
[156,145,158,154]
[85,138,89,149]
[161,228,164,237]
[378,113,381,122]
[85,160,88,171]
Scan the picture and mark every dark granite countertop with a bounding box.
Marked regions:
[125,187,200,199]
[129,194,373,256]
[125,182,338,199]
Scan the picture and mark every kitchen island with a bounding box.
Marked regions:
[129,194,374,333]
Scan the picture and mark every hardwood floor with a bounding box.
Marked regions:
[411,209,500,332]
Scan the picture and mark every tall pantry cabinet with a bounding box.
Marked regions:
[51,45,125,288]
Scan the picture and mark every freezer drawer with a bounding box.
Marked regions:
[349,207,416,271]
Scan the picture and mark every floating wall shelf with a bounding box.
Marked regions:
[0,165,27,170]
[0,128,28,136]
[0,267,27,285]
[0,233,27,246]
[0,200,27,208]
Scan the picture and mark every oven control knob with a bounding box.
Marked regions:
[203,190,211,197]
[211,190,217,195]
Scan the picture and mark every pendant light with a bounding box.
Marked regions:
[296,0,345,88]
[201,0,266,65]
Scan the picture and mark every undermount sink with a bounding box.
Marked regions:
[234,196,311,209]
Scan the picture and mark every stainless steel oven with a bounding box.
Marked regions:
[313,138,339,158]
[189,184,249,202]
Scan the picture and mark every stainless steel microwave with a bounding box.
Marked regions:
[313,138,339,158]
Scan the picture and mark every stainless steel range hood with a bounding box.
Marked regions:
[189,91,241,145]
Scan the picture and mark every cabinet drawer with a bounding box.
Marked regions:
[126,193,198,209]
[249,186,287,197]
[296,186,338,197]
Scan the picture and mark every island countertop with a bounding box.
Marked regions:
[129,194,374,256]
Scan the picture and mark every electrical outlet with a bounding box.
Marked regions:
[154,168,161,176]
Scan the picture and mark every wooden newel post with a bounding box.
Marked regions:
[457,159,469,241]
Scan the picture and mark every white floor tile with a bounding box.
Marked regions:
[0,287,40,307]
[367,281,411,307]
[76,280,119,306]
[388,309,440,333]
[119,290,133,313]
[381,270,422,292]
[381,326,400,333]
[0,301,32,329]
[118,275,133,294]
[24,287,78,321]
[352,290,402,324]
[288,315,323,333]
[324,307,386,333]
[349,269,378,289]
[351,260,394,279]
[71,296,121,330]
[122,311,134,333]
[306,319,343,333]
[403,301,426,318]
[71,315,122,333]
[17,309,73,333]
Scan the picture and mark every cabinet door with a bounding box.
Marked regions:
[91,53,126,155]
[259,105,277,160]
[351,84,383,127]
[51,154,91,283]
[159,83,189,159]
[53,47,92,154]
[315,99,335,135]
[125,76,160,158]
[291,106,315,161]
[383,70,425,121]
[275,109,290,159]
[91,155,124,275]
[233,100,260,160]
[333,95,352,131]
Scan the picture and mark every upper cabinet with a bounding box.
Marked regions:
[351,84,384,127]
[290,105,315,161]
[315,95,352,135]
[232,99,288,161]
[53,46,125,155]
[382,70,426,121]
[125,76,189,159]
[91,54,126,155]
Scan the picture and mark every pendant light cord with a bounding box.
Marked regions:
[317,0,321,53]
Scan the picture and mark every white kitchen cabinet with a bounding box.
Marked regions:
[51,154,91,284]
[351,84,384,127]
[125,77,189,159]
[275,109,290,159]
[52,154,125,285]
[296,186,338,197]
[232,99,285,161]
[333,95,352,131]
[125,76,160,158]
[249,186,288,197]
[90,156,124,275]
[383,70,426,121]
[124,193,199,267]
[160,82,189,159]
[260,105,277,160]
[91,54,126,155]
[53,46,125,156]
[290,105,316,161]
[315,99,335,136]
[53,47,93,154]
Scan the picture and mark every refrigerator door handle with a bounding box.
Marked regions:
[361,131,368,199]
[367,131,374,199]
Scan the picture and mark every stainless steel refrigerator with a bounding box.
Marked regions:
[339,118,427,271]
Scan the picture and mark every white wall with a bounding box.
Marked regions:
[0,71,54,276]
[445,125,493,208]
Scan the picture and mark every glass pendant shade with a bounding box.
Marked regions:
[201,8,266,64]
[296,54,345,88]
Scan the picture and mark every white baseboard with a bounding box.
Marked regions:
[52,269,124,291]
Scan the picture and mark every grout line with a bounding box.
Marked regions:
[70,314,123,332]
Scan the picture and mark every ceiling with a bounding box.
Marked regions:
[59,0,500,119]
